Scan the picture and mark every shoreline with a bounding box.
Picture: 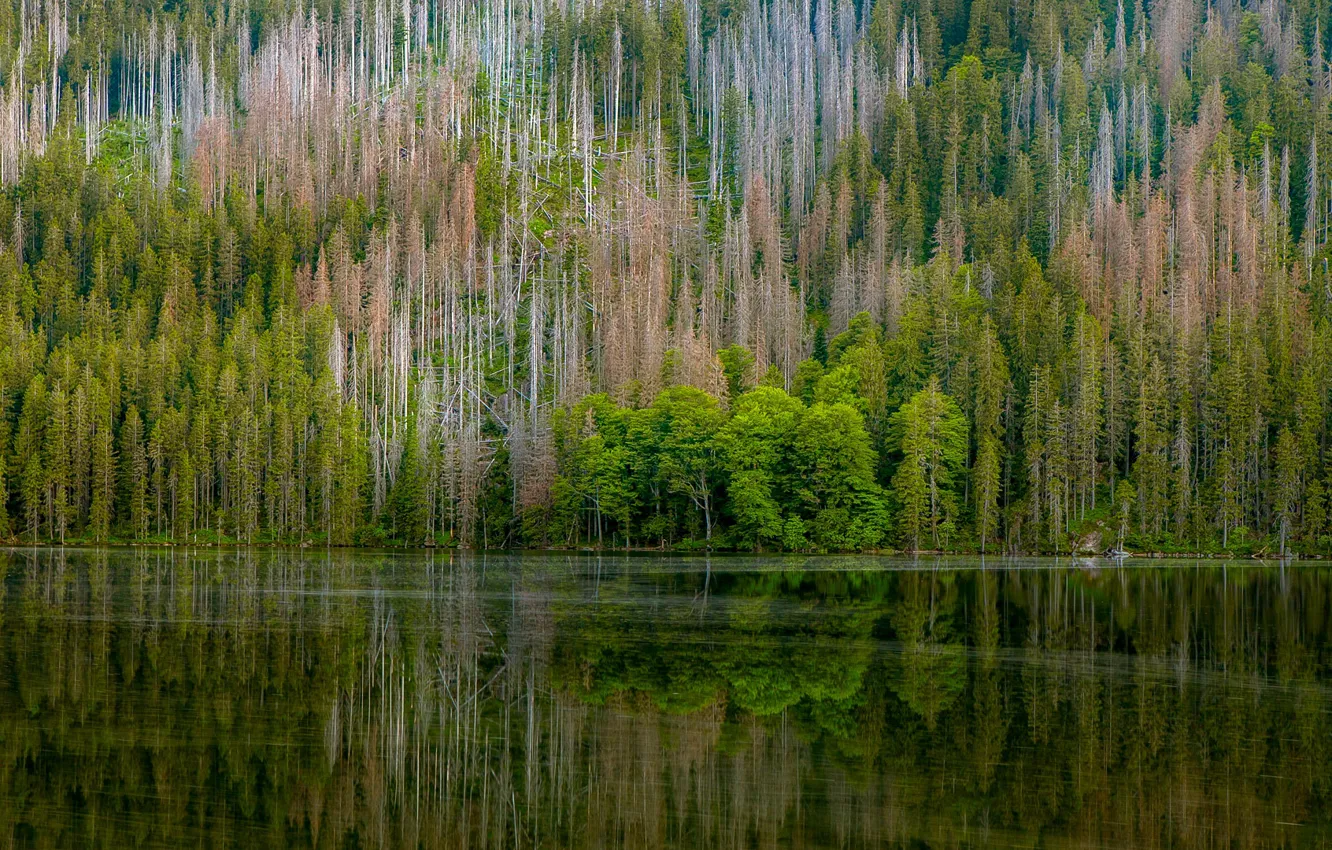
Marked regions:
[0,541,1322,561]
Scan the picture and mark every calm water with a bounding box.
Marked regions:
[2,549,1330,848]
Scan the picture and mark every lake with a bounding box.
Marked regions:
[1,548,1328,848]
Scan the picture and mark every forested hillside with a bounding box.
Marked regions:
[0,0,1327,552]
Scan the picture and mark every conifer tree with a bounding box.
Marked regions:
[973,319,1009,552]
[16,377,46,539]
[1133,358,1169,538]
[891,377,968,550]
[120,405,148,541]
[1273,427,1303,555]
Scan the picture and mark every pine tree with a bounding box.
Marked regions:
[974,436,1002,552]
[1023,365,1051,546]
[45,384,69,541]
[1070,312,1102,518]
[1305,475,1328,551]
[1043,399,1069,544]
[1133,357,1169,539]
[1114,479,1135,552]
[88,383,114,542]
[0,415,9,539]
[386,416,428,545]
[121,405,149,541]
[16,376,46,540]
[891,377,968,550]
[1273,427,1303,555]
[973,318,1009,552]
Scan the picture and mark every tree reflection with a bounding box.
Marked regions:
[1,550,1331,848]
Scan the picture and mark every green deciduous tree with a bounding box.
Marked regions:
[719,387,804,550]
[647,387,724,542]
[793,401,890,551]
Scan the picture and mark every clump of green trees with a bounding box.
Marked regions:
[545,384,891,551]
[6,0,1332,553]
[535,315,974,551]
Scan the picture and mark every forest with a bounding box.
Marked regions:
[0,0,1329,553]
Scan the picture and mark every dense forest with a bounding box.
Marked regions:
[0,0,1330,552]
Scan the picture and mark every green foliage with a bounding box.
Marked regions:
[890,377,968,550]
[385,417,428,545]
[717,345,755,403]
[0,0,1324,556]
[718,387,804,549]
[792,402,891,551]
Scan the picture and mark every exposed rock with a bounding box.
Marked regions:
[1072,531,1102,555]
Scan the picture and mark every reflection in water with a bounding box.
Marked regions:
[1,549,1330,848]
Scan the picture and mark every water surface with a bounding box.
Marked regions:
[2,548,1329,848]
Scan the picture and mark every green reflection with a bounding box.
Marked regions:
[1,549,1330,848]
